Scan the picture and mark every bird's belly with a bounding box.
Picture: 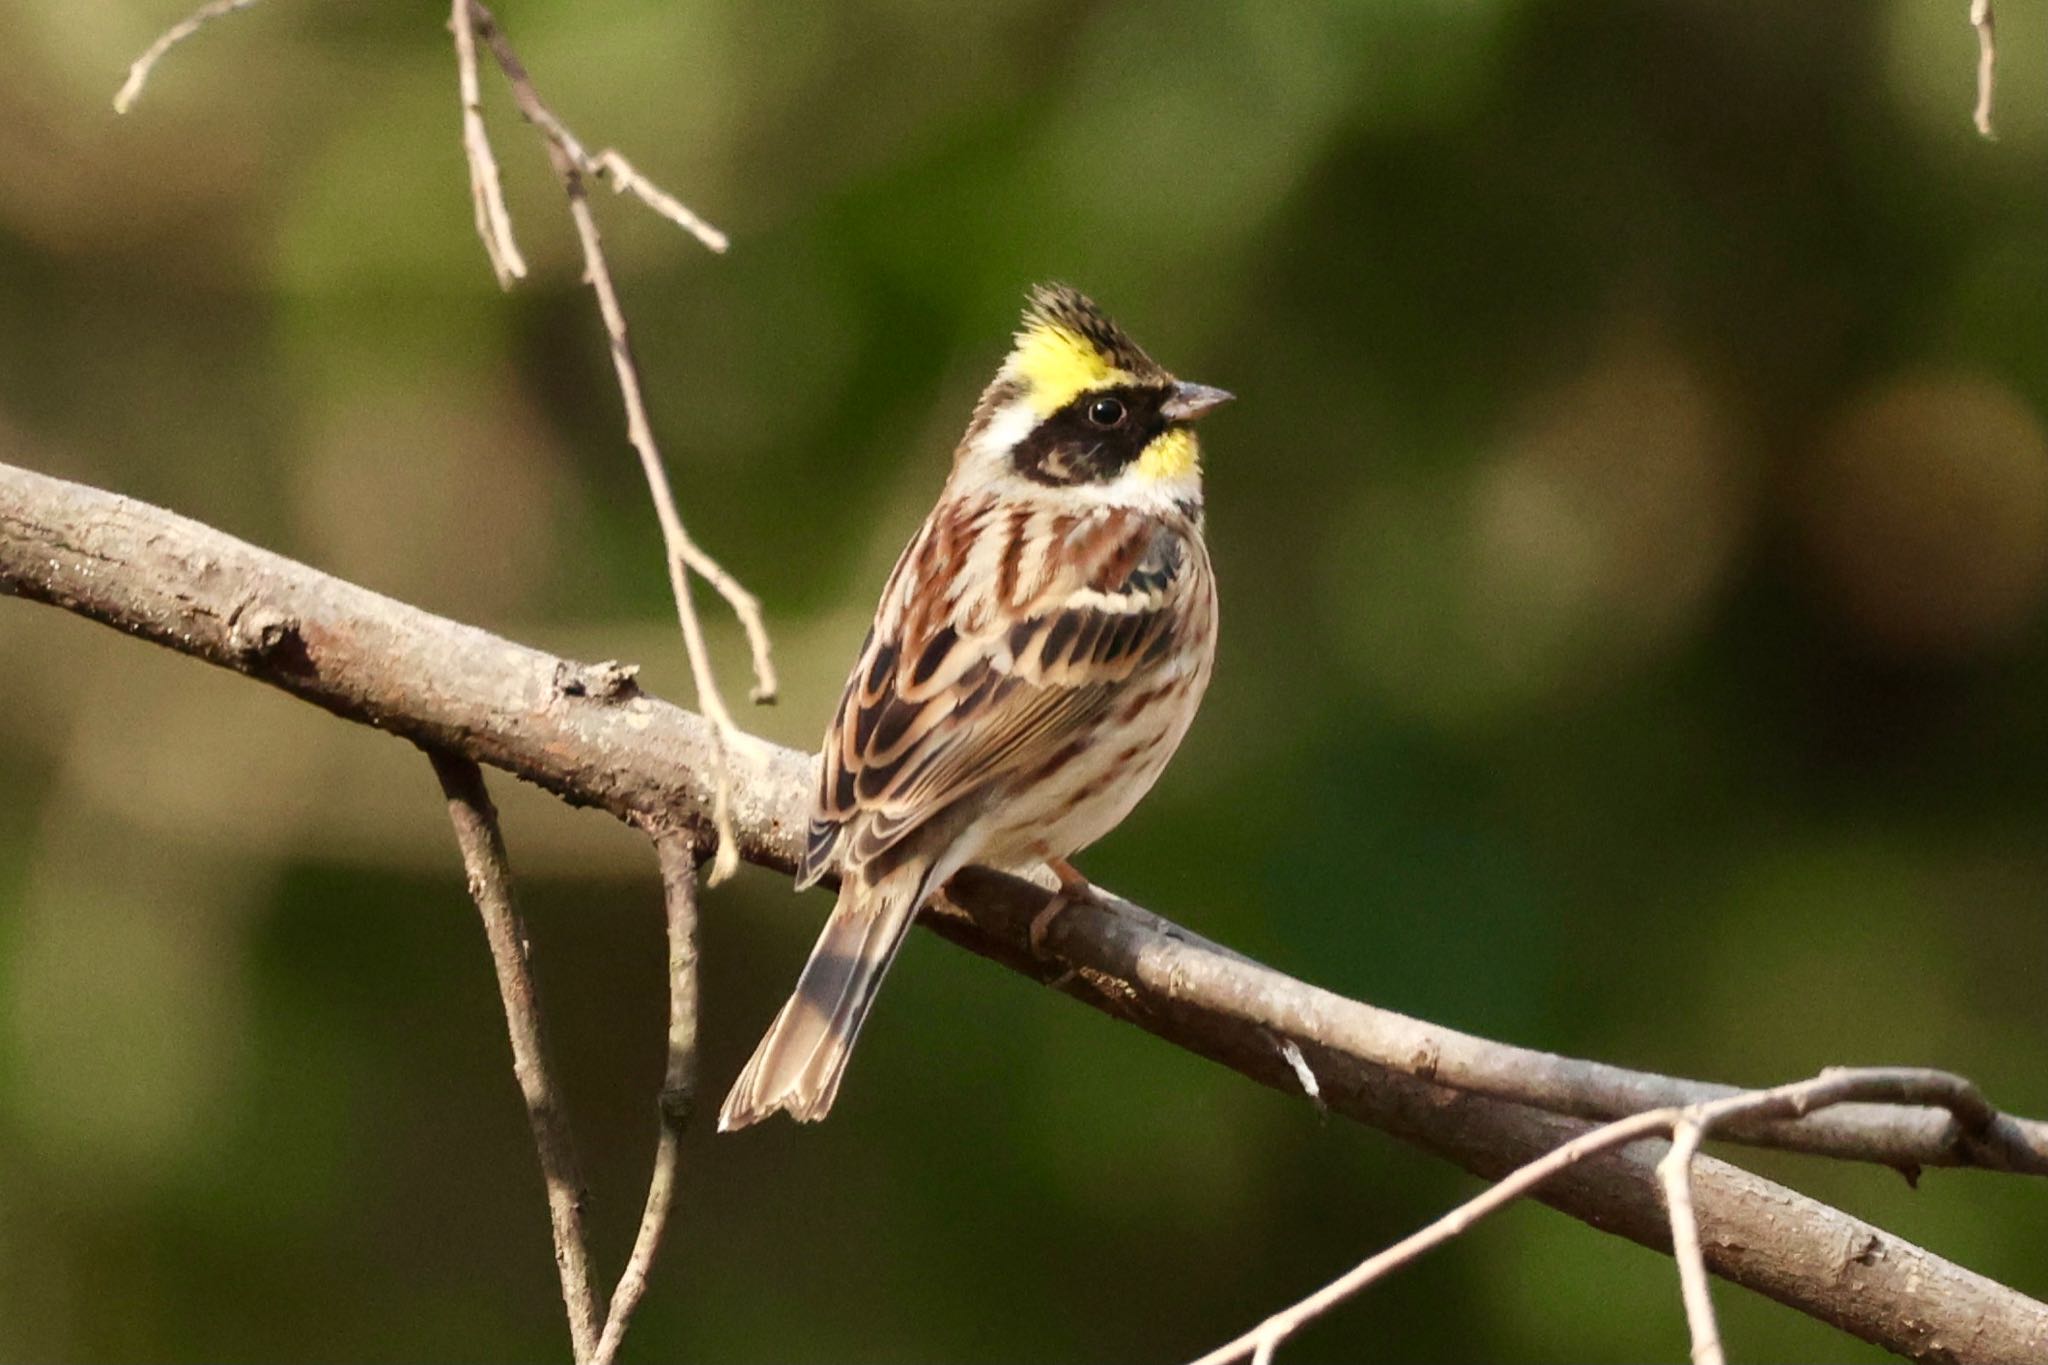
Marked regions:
[975,669,1207,871]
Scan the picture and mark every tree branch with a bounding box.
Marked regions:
[428,750,602,1363]
[6,458,2048,1361]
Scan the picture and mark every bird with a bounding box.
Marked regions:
[717,283,1229,1130]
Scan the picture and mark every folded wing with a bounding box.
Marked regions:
[798,501,1191,890]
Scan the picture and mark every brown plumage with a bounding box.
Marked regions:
[719,285,1228,1129]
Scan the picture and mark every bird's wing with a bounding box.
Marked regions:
[798,498,1192,887]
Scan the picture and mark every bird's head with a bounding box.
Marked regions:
[953,284,1231,511]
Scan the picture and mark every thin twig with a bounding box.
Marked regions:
[1190,1068,2005,1365]
[1972,0,1997,139]
[1659,1120,1718,1365]
[465,0,771,881]
[450,0,526,287]
[1187,1109,1678,1365]
[593,832,702,1365]
[429,751,602,1364]
[114,0,270,113]
[590,148,730,255]
[11,460,2048,1362]
[674,534,777,705]
[448,27,729,256]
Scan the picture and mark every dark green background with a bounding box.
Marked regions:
[3,1,2046,1359]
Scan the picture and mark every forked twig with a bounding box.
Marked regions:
[593,833,703,1365]
[465,0,772,881]
[115,0,775,880]
[1191,1068,2007,1365]
[1972,0,1997,139]
[486,95,730,254]
[113,0,271,113]
[429,751,602,1364]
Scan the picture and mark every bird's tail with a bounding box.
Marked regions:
[718,868,926,1130]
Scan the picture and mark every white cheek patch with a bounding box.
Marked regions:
[955,399,1040,485]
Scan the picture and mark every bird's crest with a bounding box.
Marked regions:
[1003,283,1163,415]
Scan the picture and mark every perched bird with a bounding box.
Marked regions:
[718,284,1229,1130]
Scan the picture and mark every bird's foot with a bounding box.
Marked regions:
[1029,856,1096,961]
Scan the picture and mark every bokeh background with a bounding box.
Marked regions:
[3,0,2047,1359]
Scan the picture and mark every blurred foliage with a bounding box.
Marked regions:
[3,0,2048,1359]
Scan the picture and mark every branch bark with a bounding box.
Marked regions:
[6,458,2048,1361]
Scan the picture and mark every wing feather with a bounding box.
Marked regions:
[799,499,1195,888]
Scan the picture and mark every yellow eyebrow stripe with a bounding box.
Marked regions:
[1006,322,1131,415]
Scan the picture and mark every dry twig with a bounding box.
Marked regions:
[463,0,770,883]
[114,0,771,882]
[450,0,526,287]
[428,751,603,1364]
[433,759,702,1365]
[1190,1069,2013,1365]
[1972,0,1998,139]
[113,0,271,114]
[1660,1118,1716,1364]
[9,459,2048,1362]
[114,6,767,1349]
[593,833,703,1365]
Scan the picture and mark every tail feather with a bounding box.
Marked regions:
[718,873,924,1130]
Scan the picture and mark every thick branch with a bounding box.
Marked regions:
[6,460,2048,1361]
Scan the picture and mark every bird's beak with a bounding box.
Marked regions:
[1161,381,1234,422]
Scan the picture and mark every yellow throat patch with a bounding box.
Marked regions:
[1007,321,1130,416]
[1135,426,1200,482]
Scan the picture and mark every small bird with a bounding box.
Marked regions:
[718,284,1229,1129]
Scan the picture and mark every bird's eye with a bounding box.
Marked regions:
[1086,396,1127,428]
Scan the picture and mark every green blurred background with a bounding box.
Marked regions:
[4,0,2047,1359]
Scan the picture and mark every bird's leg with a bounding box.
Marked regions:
[1029,856,1094,960]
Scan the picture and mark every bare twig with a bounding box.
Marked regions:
[113,0,270,113]
[1652,1067,2007,1365]
[448,11,729,256]
[587,149,730,254]
[1972,0,1997,139]
[428,751,602,1364]
[1192,1069,2012,1365]
[1660,1119,1717,1365]
[1188,1108,1681,1365]
[450,0,526,287]
[593,832,702,1365]
[463,0,770,882]
[8,460,2048,1362]
[118,0,770,878]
